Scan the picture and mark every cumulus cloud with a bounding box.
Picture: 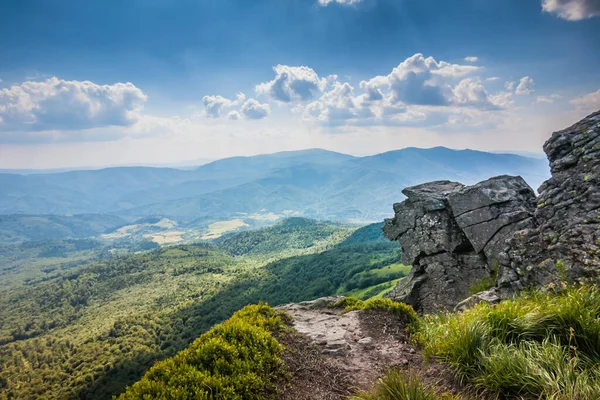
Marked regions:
[570,89,600,111]
[536,94,562,103]
[464,56,479,63]
[452,78,506,109]
[542,0,600,21]
[0,77,146,132]
[304,82,375,125]
[360,53,481,107]
[202,95,233,118]
[202,54,520,131]
[202,93,245,118]
[293,54,509,127]
[318,0,362,5]
[256,65,330,102]
[227,111,242,120]
[240,99,271,120]
[515,76,535,95]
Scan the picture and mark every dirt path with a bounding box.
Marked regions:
[277,297,421,399]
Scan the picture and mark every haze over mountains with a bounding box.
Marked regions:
[1,147,549,224]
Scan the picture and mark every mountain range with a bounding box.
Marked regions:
[0,147,550,222]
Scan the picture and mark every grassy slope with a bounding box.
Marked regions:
[419,286,600,399]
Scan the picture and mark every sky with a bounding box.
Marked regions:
[1,0,599,169]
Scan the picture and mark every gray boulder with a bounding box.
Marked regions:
[383,179,522,313]
[455,288,501,312]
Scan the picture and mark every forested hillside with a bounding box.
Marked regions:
[0,214,128,243]
[0,218,405,399]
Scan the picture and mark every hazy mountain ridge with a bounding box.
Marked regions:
[0,214,128,243]
[0,147,549,221]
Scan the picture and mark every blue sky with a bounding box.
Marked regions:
[0,0,599,168]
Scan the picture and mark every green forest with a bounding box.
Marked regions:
[0,219,404,399]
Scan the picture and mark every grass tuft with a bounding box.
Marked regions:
[420,286,600,399]
[351,370,461,400]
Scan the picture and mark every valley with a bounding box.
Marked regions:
[0,219,407,399]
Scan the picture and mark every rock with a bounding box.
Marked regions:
[278,296,344,314]
[384,110,600,310]
[358,337,374,349]
[497,110,600,296]
[321,348,347,357]
[455,288,501,312]
[384,177,533,313]
[449,176,537,268]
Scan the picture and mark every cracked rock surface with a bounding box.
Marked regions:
[383,177,533,313]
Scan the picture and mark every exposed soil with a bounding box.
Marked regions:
[277,298,469,399]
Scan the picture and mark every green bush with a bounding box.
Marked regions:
[420,286,600,399]
[351,370,461,400]
[332,297,363,309]
[119,303,290,400]
[333,297,418,326]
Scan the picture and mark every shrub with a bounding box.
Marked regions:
[119,303,290,400]
[332,297,363,309]
[420,286,600,399]
[334,297,418,326]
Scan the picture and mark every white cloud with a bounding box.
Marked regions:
[452,78,503,109]
[542,0,600,21]
[256,65,329,103]
[486,77,501,82]
[240,99,271,120]
[202,93,245,118]
[202,95,234,118]
[464,56,479,63]
[318,0,362,6]
[198,54,528,133]
[536,94,562,103]
[227,111,242,120]
[570,89,600,111]
[304,82,375,125]
[516,76,535,95]
[289,54,510,127]
[0,77,146,132]
[505,81,516,91]
[360,53,481,107]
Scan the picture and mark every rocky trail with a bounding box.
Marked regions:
[276,298,461,399]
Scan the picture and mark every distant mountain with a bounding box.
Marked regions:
[0,214,127,243]
[0,147,550,221]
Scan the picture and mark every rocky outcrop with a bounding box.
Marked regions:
[383,176,536,313]
[384,110,600,312]
[497,110,600,296]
